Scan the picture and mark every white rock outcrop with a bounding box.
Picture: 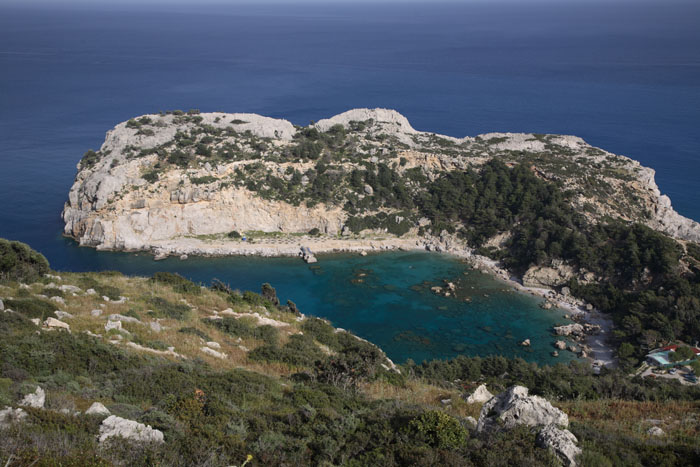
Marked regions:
[85,402,111,416]
[536,423,582,467]
[105,320,123,332]
[20,387,45,409]
[477,386,568,433]
[466,384,494,404]
[43,317,70,332]
[201,346,227,359]
[522,265,575,289]
[98,415,164,444]
[108,313,141,324]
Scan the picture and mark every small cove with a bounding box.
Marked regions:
[48,239,577,365]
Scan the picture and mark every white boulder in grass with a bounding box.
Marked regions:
[85,402,111,416]
[201,346,227,359]
[105,320,122,332]
[536,424,582,467]
[466,384,494,404]
[477,386,568,433]
[50,296,66,305]
[20,386,45,408]
[44,317,71,332]
[99,415,164,444]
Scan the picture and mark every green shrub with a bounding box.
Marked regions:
[227,231,241,239]
[408,410,468,449]
[145,340,169,351]
[142,170,160,183]
[95,284,122,301]
[178,327,211,341]
[167,150,192,168]
[308,228,320,236]
[152,272,201,295]
[207,317,279,346]
[146,297,191,320]
[0,238,50,283]
[249,334,323,368]
[301,317,339,350]
[42,287,64,298]
[190,175,217,185]
[4,298,55,320]
[79,149,100,168]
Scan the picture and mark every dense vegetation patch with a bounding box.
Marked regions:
[0,239,49,283]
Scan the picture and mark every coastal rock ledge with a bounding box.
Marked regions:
[63,108,700,256]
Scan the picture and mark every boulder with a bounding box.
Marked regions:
[466,384,494,404]
[555,340,567,350]
[0,299,4,310]
[536,423,582,467]
[54,310,74,320]
[59,285,82,294]
[149,321,162,333]
[363,184,374,195]
[647,426,665,437]
[522,265,574,288]
[50,296,66,305]
[201,346,227,359]
[477,386,568,433]
[20,386,45,408]
[521,339,531,347]
[91,309,103,317]
[44,317,70,332]
[0,406,28,428]
[464,416,478,430]
[99,415,164,444]
[553,323,584,337]
[86,402,111,416]
[105,320,122,332]
[108,314,141,324]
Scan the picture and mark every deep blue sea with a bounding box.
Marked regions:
[1,1,699,364]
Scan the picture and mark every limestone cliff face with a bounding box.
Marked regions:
[63,108,700,253]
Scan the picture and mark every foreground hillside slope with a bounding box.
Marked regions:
[1,239,699,466]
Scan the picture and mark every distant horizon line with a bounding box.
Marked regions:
[2,0,691,6]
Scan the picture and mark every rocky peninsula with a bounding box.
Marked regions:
[63,108,700,259]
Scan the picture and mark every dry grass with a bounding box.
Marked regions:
[3,272,306,379]
[561,399,700,442]
[361,379,482,419]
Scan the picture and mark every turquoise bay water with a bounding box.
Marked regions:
[52,239,575,365]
